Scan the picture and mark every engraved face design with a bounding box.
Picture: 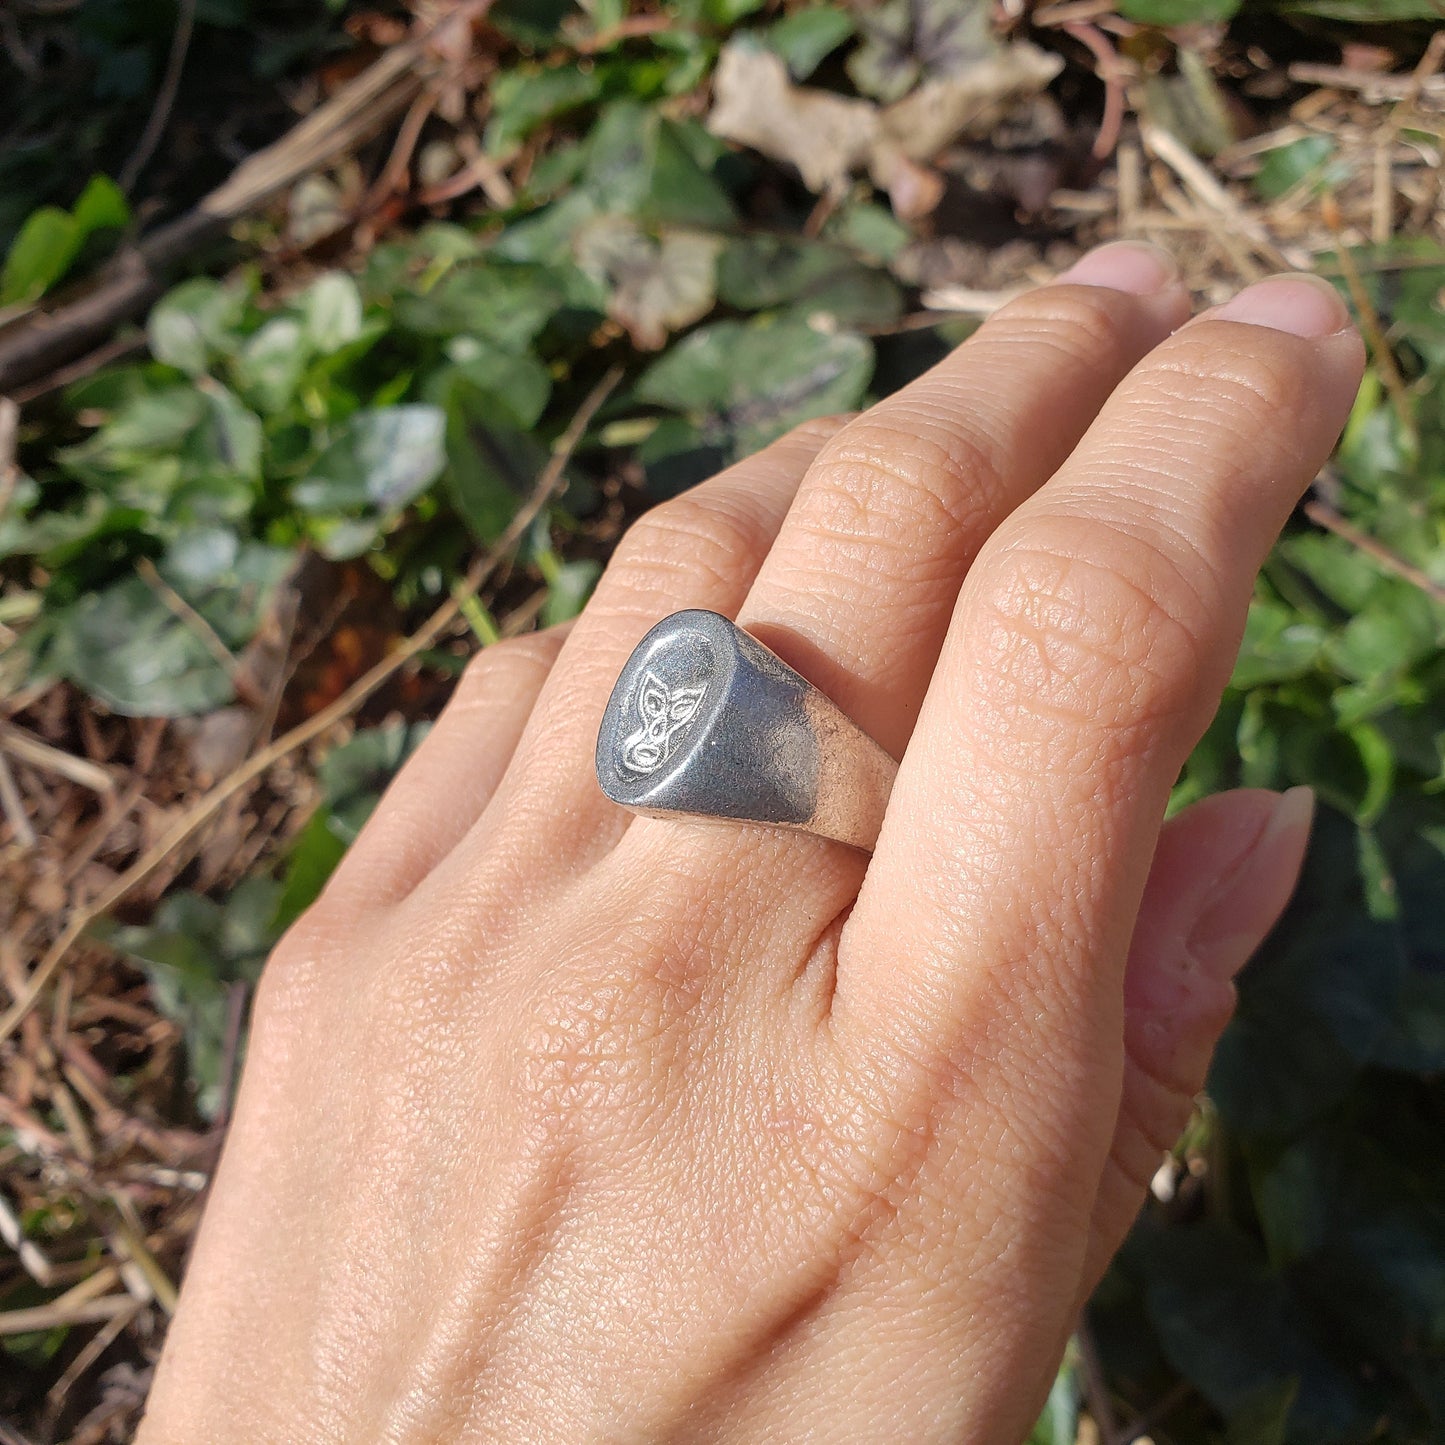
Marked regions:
[621,670,707,775]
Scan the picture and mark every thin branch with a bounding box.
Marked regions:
[0,365,622,1045]
[136,556,242,682]
[0,720,115,794]
[0,1296,136,1336]
[0,749,34,849]
[1304,499,1445,607]
[118,0,198,192]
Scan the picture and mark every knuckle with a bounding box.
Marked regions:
[983,284,1140,364]
[1144,328,1308,430]
[785,411,857,447]
[454,631,561,705]
[967,524,1214,748]
[812,407,1008,543]
[608,490,769,596]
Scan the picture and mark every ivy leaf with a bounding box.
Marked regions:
[717,235,903,329]
[1209,807,1407,1137]
[574,217,723,349]
[2,209,78,304]
[637,316,874,457]
[1,175,129,304]
[442,381,551,543]
[397,261,576,350]
[105,878,281,1119]
[148,277,251,377]
[45,576,237,718]
[232,317,308,416]
[300,273,365,353]
[1118,0,1241,25]
[293,406,447,557]
[485,64,605,151]
[765,6,857,80]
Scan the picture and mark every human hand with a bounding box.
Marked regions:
[139,244,1363,1443]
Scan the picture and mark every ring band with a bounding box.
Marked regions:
[595,610,898,851]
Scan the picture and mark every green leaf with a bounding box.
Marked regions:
[717,235,903,328]
[431,344,553,429]
[106,879,280,1118]
[69,174,130,238]
[233,316,307,416]
[46,576,235,717]
[582,103,736,231]
[704,0,766,22]
[443,382,551,543]
[300,273,364,353]
[486,64,604,151]
[148,277,250,377]
[637,316,874,457]
[197,384,264,483]
[2,208,79,304]
[294,406,447,515]
[1118,0,1240,24]
[1254,136,1339,202]
[542,559,602,625]
[1226,1380,1300,1445]
[1231,599,1327,689]
[397,261,574,349]
[272,810,350,932]
[1209,807,1407,1137]
[765,6,856,80]
[1124,1219,1375,1441]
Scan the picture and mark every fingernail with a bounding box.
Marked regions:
[1185,786,1316,981]
[1212,274,1350,338]
[1057,240,1180,296]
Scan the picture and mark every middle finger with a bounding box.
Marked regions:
[738,240,1191,759]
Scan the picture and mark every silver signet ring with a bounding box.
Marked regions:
[595,610,898,852]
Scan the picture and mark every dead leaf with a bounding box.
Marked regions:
[573,217,724,350]
[877,45,1064,159]
[708,41,879,194]
[708,36,1062,214]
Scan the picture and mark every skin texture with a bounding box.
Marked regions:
[138,247,1364,1444]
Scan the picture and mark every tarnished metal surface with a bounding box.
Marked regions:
[596,609,897,851]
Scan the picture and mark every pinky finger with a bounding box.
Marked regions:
[323,624,572,908]
[1079,784,1315,1294]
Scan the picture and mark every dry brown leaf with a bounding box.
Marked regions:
[707,42,880,193]
[708,37,1063,214]
[574,217,724,350]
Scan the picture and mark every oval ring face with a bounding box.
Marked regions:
[621,672,709,776]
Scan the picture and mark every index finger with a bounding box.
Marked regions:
[838,275,1362,1143]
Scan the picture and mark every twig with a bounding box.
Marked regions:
[919,284,1029,314]
[1116,1378,1196,1443]
[0,748,35,848]
[0,720,115,794]
[44,1298,141,1413]
[0,1190,53,1286]
[136,556,242,682]
[1062,21,1126,160]
[0,365,622,1045]
[0,1296,135,1336]
[1321,195,1414,432]
[0,0,494,393]
[118,0,197,192]
[0,395,18,522]
[1141,122,1294,274]
[1288,61,1445,102]
[1304,499,1445,607]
